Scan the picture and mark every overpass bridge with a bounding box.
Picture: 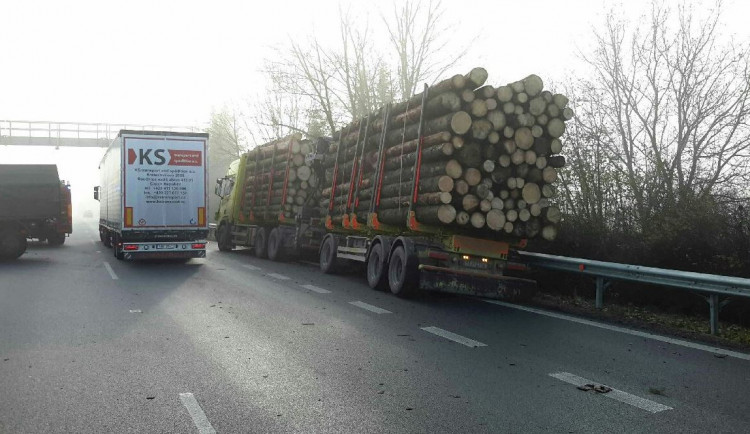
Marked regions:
[0,120,200,148]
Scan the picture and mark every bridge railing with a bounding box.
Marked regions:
[0,120,200,147]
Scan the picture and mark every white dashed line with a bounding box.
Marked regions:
[103,262,119,280]
[349,301,392,314]
[549,372,673,413]
[484,300,750,361]
[421,326,487,348]
[179,393,216,434]
[242,264,262,271]
[267,273,290,280]
[302,284,331,294]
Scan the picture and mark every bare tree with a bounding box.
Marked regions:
[571,0,750,229]
[383,0,470,101]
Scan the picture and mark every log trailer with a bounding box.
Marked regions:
[215,82,540,300]
[214,134,327,260]
[0,164,72,260]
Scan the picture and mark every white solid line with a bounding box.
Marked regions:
[267,273,290,280]
[302,284,331,294]
[103,262,119,280]
[349,300,392,314]
[421,326,487,348]
[242,264,261,271]
[485,300,750,361]
[179,393,216,434]
[549,372,673,413]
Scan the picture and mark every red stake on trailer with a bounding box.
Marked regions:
[408,83,430,230]
[279,136,294,221]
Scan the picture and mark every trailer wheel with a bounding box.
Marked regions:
[388,245,418,297]
[217,224,233,252]
[102,229,112,248]
[366,242,388,290]
[254,228,268,259]
[319,236,339,274]
[0,230,26,260]
[47,232,66,246]
[267,228,284,262]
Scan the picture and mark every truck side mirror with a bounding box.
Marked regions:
[94,186,100,201]
[214,178,223,198]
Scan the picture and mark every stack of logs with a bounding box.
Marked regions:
[320,67,570,241]
[242,134,321,221]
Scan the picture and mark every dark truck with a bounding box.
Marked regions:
[0,164,72,260]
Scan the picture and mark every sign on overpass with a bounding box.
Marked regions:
[0,120,200,148]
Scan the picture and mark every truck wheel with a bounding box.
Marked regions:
[113,233,124,260]
[267,228,284,262]
[217,224,233,252]
[254,228,268,259]
[103,230,112,248]
[388,245,418,297]
[0,230,26,260]
[47,232,66,246]
[366,242,388,290]
[319,236,339,274]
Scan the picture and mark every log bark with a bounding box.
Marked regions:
[385,132,452,158]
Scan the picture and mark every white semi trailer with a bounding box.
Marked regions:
[95,130,209,260]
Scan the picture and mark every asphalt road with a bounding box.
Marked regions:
[1,219,749,433]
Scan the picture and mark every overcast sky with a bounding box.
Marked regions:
[1,0,748,215]
[2,0,747,128]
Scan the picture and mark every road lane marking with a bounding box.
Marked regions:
[350,301,392,314]
[103,262,119,280]
[267,273,290,280]
[421,326,487,348]
[302,284,331,294]
[242,264,262,271]
[484,300,750,361]
[179,393,216,434]
[549,372,673,413]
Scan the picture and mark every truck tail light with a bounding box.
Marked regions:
[123,244,138,251]
[192,243,206,249]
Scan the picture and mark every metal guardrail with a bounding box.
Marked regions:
[0,120,200,147]
[518,251,750,335]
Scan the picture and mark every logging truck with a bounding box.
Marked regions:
[0,164,72,260]
[214,66,573,298]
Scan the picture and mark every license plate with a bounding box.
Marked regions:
[156,244,177,249]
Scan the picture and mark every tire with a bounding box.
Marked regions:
[388,245,418,297]
[267,228,284,262]
[113,233,124,260]
[319,236,339,274]
[47,232,66,246]
[102,229,112,248]
[254,227,268,259]
[217,224,233,252]
[0,230,26,260]
[366,242,389,290]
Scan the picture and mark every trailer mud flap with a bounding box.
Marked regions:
[419,266,537,301]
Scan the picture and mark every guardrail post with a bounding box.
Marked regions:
[595,277,611,309]
[705,295,732,335]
